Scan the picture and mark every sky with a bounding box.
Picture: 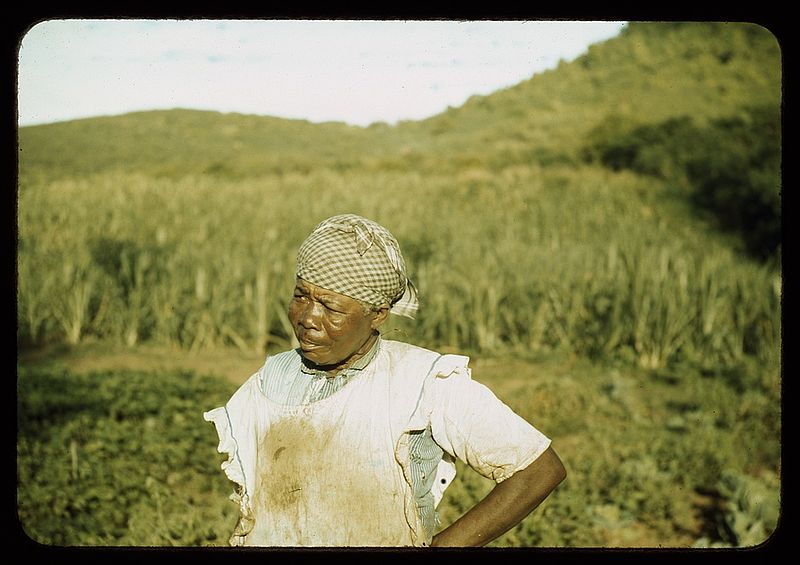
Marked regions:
[16,19,627,128]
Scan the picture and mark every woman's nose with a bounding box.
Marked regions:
[298,300,323,329]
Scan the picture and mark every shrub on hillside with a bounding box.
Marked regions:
[583,104,781,260]
[685,105,781,260]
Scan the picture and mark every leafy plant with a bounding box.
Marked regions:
[17,367,239,546]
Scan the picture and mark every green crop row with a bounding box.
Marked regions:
[17,164,780,374]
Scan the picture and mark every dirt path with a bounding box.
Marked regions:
[18,341,266,385]
[16,342,560,386]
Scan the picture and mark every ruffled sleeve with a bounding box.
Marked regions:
[203,405,248,491]
[204,371,267,541]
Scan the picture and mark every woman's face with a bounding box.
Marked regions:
[288,278,386,370]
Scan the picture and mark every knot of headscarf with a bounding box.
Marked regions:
[295,214,419,318]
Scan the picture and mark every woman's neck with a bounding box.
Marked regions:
[312,331,380,377]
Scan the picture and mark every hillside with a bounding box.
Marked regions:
[17,22,782,179]
[404,22,782,168]
[17,109,377,179]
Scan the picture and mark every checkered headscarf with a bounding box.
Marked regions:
[296,214,419,318]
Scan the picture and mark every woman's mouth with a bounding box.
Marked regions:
[298,336,324,350]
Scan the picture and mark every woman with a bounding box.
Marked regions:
[204,213,566,547]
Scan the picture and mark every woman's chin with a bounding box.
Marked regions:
[299,348,335,368]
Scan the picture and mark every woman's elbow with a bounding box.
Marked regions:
[542,446,567,487]
[554,457,567,486]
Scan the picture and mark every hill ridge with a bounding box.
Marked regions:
[18,22,781,179]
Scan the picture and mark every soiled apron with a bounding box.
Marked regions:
[206,340,465,547]
[248,358,417,546]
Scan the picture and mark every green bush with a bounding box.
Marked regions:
[714,469,781,547]
[686,105,782,260]
[582,114,702,180]
[693,468,781,548]
[582,105,781,261]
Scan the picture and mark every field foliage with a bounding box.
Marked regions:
[16,22,782,548]
[17,357,780,547]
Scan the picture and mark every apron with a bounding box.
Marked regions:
[205,340,465,547]
[247,360,414,546]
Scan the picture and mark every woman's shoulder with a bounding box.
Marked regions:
[379,339,470,373]
[379,338,437,358]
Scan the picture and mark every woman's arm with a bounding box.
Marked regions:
[430,446,566,547]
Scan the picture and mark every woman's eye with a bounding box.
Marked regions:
[322,302,345,315]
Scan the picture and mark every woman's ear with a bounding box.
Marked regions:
[370,307,390,330]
